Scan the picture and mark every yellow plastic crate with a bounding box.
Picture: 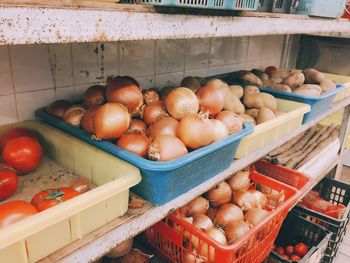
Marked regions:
[0,121,141,263]
[323,72,350,103]
[235,99,310,158]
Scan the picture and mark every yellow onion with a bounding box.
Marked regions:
[165,87,199,120]
[147,116,179,140]
[148,135,188,162]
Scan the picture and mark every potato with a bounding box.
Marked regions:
[293,84,322,96]
[206,78,228,90]
[243,86,277,110]
[238,72,263,87]
[223,95,245,114]
[228,85,244,99]
[251,69,269,80]
[181,76,201,92]
[263,79,292,92]
[282,72,305,90]
[303,68,325,84]
[256,107,276,124]
[271,69,290,83]
[238,113,256,125]
[319,79,336,94]
[194,76,207,86]
[245,108,259,119]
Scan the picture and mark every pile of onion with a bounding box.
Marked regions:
[165,87,199,120]
[196,85,224,116]
[148,135,188,162]
[46,99,72,119]
[147,116,179,140]
[128,119,147,134]
[84,85,106,108]
[141,101,167,126]
[143,89,160,104]
[117,132,151,158]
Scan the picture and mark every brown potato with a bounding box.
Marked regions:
[238,113,256,125]
[303,68,325,84]
[263,79,292,93]
[282,72,305,90]
[228,85,244,99]
[319,79,336,94]
[256,107,276,124]
[293,84,322,96]
[245,108,259,119]
[243,86,277,110]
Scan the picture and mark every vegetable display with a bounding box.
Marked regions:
[273,242,308,261]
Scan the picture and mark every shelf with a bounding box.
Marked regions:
[1,1,350,45]
[38,97,350,263]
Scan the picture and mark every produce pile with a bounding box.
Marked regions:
[226,66,336,96]
[265,124,340,169]
[272,242,309,261]
[173,167,285,262]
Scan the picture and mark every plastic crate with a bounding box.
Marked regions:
[272,0,292,13]
[121,0,259,11]
[343,0,350,18]
[323,73,350,103]
[35,108,253,206]
[293,0,347,18]
[145,171,299,263]
[0,121,141,263]
[293,177,350,263]
[269,212,332,263]
[257,0,273,11]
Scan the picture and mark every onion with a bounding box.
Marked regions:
[46,99,72,119]
[206,79,228,90]
[165,87,199,120]
[106,76,144,116]
[117,132,151,158]
[198,228,227,263]
[143,89,159,104]
[141,101,167,126]
[180,196,209,217]
[63,105,86,127]
[226,170,250,191]
[183,249,202,263]
[205,182,232,208]
[84,85,106,108]
[128,119,147,134]
[82,106,100,133]
[160,86,174,101]
[232,190,258,211]
[192,214,213,231]
[148,135,188,162]
[181,76,202,92]
[147,116,179,140]
[245,208,269,226]
[249,189,268,209]
[214,203,243,227]
[93,103,130,140]
[177,112,214,149]
[216,111,243,135]
[206,207,218,221]
[225,220,250,244]
[196,86,224,116]
[210,119,229,142]
[106,238,133,258]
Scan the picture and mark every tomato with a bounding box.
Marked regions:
[0,164,18,201]
[275,246,285,255]
[294,243,308,257]
[265,66,277,75]
[0,127,35,151]
[285,245,294,255]
[31,188,80,212]
[0,200,38,228]
[2,136,43,174]
[281,254,290,260]
[289,254,301,261]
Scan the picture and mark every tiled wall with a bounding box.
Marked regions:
[0,35,285,125]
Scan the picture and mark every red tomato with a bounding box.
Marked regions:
[31,188,80,212]
[289,254,301,261]
[0,200,38,228]
[265,66,277,75]
[0,127,35,151]
[0,164,18,201]
[2,136,43,174]
[275,247,285,255]
[285,245,294,255]
[294,243,308,257]
[281,254,290,260]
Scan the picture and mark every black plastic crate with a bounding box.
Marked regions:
[293,177,350,263]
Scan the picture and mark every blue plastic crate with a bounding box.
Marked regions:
[35,108,253,205]
[293,0,347,18]
[121,0,258,10]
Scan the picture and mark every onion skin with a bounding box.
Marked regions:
[128,119,147,134]
[106,238,133,258]
[206,207,218,221]
[205,181,232,208]
[196,85,224,116]
[177,113,214,149]
[232,190,258,211]
[93,103,130,140]
[117,132,151,158]
[147,116,179,140]
[181,76,202,92]
[216,111,243,135]
[214,203,243,227]
[198,228,227,262]
[225,220,250,244]
[148,135,188,162]
[106,76,144,116]
[245,208,269,226]
[226,170,250,191]
[84,85,106,108]
[46,100,72,119]
[165,87,199,120]
[192,214,213,231]
[141,101,167,126]
[249,189,268,209]
[63,105,86,127]
[180,196,209,217]
[82,106,100,134]
[210,119,229,142]
[143,89,159,104]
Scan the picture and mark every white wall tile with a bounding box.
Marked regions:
[135,76,155,90]
[119,40,155,77]
[246,36,266,62]
[10,45,54,92]
[156,39,185,74]
[185,38,210,71]
[209,38,231,67]
[16,89,55,121]
[72,42,118,85]
[184,68,209,78]
[155,72,184,89]
[0,47,13,96]
[229,37,249,64]
[0,95,18,125]
[208,65,231,76]
[55,86,75,101]
[48,44,73,88]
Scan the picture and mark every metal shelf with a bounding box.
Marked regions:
[38,96,350,263]
[1,1,350,45]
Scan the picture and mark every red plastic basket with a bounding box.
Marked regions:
[342,0,350,18]
[145,171,299,263]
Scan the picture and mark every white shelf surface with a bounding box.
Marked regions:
[0,1,350,45]
[38,97,350,263]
